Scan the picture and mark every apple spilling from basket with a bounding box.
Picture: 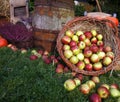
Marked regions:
[64,76,120,102]
[61,29,114,71]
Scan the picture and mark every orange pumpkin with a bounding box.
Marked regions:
[106,16,119,27]
[0,38,8,47]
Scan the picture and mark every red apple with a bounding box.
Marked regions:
[64,79,76,91]
[70,56,79,64]
[84,49,92,58]
[84,31,92,39]
[79,83,90,94]
[79,34,86,41]
[97,86,110,99]
[29,55,38,60]
[71,46,80,55]
[64,49,73,59]
[63,66,69,73]
[37,49,43,55]
[85,63,93,71]
[110,83,119,89]
[90,54,99,63]
[76,53,84,61]
[90,44,99,53]
[103,46,112,52]
[93,62,103,71]
[78,41,86,50]
[55,64,64,73]
[61,36,71,44]
[101,84,110,90]
[43,57,51,64]
[97,34,103,41]
[65,30,74,38]
[91,76,100,84]
[91,37,97,44]
[102,56,112,66]
[63,44,70,50]
[75,73,84,81]
[89,93,102,102]
[76,61,85,70]
[69,40,77,47]
[91,29,97,37]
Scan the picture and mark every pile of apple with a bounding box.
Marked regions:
[61,29,114,71]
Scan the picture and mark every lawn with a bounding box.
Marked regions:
[0,47,120,102]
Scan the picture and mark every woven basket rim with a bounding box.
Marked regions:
[56,16,120,76]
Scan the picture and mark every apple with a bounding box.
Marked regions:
[21,48,27,54]
[69,40,77,47]
[97,51,106,60]
[103,46,112,52]
[97,34,103,41]
[61,36,71,44]
[89,93,102,102]
[43,50,49,56]
[101,84,110,90]
[93,62,103,71]
[84,38,91,46]
[84,58,90,64]
[43,57,51,64]
[79,34,86,41]
[52,58,59,64]
[76,53,84,61]
[110,83,119,89]
[84,31,92,39]
[90,44,99,53]
[91,29,97,37]
[97,40,104,47]
[63,44,70,50]
[74,78,81,86]
[55,64,64,73]
[72,35,79,42]
[71,46,80,55]
[91,37,97,44]
[37,49,44,55]
[97,86,110,99]
[102,56,112,66]
[86,80,96,89]
[99,46,104,51]
[31,49,38,55]
[64,79,76,91]
[76,61,85,70]
[75,73,84,81]
[91,76,100,84]
[78,41,86,50]
[90,54,99,63]
[29,55,38,60]
[85,63,93,71]
[65,30,74,38]
[79,83,90,94]
[84,49,92,58]
[70,55,79,64]
[106,51,115,59]
[110,88,120,98]
[64,49,73,59]
[63,66,69,73]
[76,30,84,36]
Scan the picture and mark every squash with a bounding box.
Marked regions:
[0,37,8,47]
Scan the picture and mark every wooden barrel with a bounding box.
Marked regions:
[32,0,75,52]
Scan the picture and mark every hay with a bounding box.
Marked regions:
[0,0,10,18]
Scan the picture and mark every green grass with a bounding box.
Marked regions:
[0,47,120,102]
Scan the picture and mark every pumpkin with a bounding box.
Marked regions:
[0,37,8,47]
[106,16,119,27]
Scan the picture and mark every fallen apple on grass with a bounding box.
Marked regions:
[64,79,76,91]
[91,76,100,84]
[110,88,120,98]
[79,83,90,94]
[89,93,102,102]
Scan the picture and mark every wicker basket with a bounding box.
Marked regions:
[57,16,120,76]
